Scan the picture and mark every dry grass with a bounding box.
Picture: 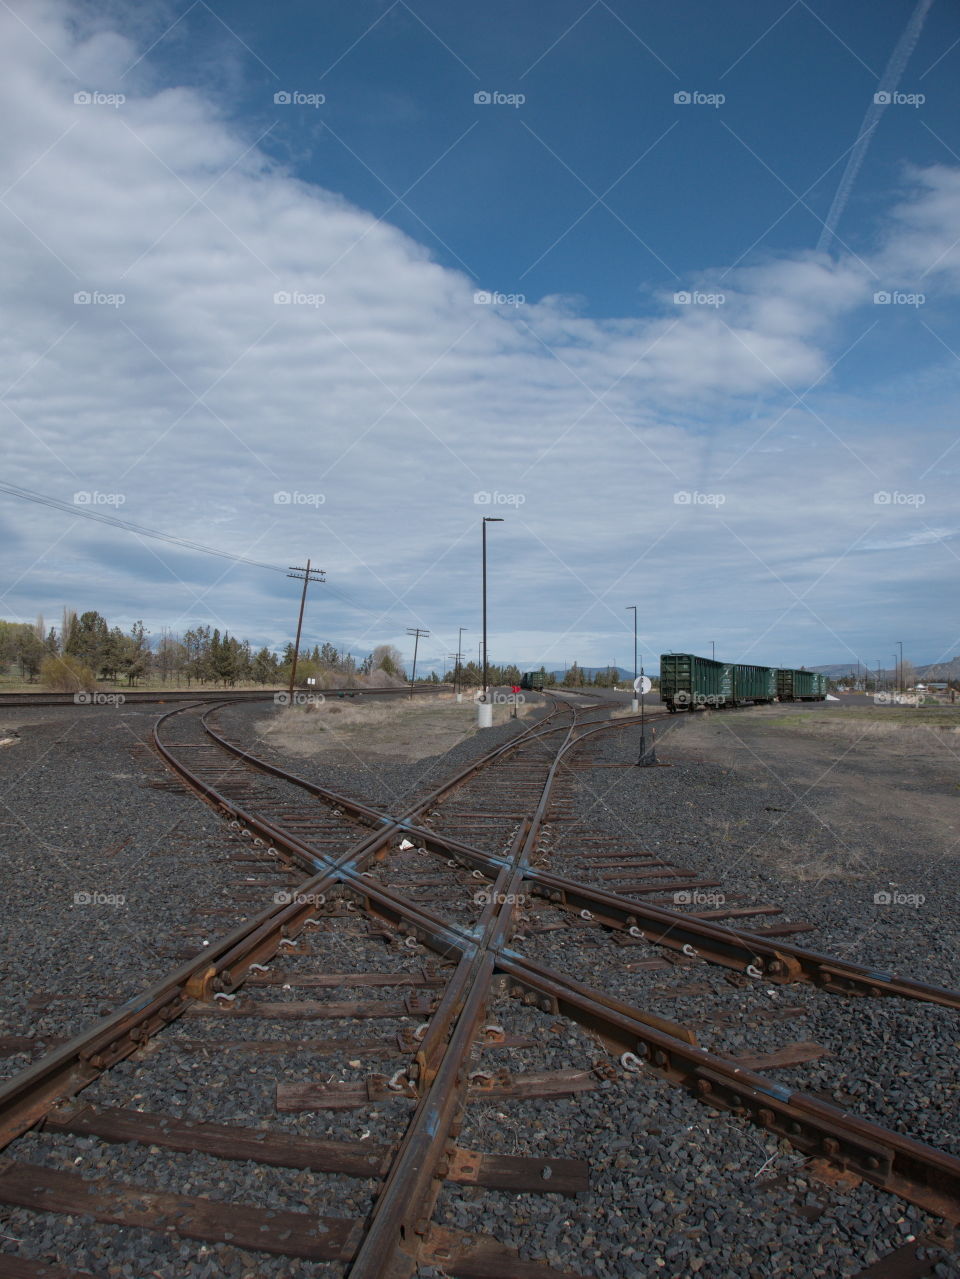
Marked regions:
[257,691,535,762]
[759,707,960,749]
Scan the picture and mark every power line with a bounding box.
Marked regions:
[0,480,422,627]
[0,481,284,574]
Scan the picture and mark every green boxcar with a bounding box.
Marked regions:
[776,668,826,701]
[520,671,545,691]
[731,663,777,704]
[660,653,732,712]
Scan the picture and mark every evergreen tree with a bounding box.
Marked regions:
[252,647,278,684]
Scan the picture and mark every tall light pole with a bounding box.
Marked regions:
[481,517,503,704]
[892,653,898,699]
[626,605,637,709]
[710,640,715,661]
[897,640,903,695]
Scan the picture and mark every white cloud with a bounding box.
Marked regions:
[1,0,959,668]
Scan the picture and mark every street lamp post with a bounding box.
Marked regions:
[480,517,503,724]
[892,654,898,700]
[626,605,638,711]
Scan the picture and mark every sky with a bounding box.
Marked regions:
[1,0,959,676]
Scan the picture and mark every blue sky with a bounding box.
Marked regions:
[1,0,959,675]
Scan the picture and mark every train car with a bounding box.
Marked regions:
[660,653,732,712]
[776,668,826,701]
[519,670,545,691]
[731,663,777,705]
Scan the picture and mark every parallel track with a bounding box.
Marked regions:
[0,692,958,1276]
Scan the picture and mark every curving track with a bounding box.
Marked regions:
[0,691,958,1276]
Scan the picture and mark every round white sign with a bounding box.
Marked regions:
[633,675,652,694]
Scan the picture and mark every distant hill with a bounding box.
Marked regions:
[547,666,634,681]
[811,658,960,682]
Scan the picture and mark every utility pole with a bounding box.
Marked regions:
[457,627,467,697]
[897,640,904,695]
[287,560,325,702]
[710,640,715,661]
[406,628,429,699]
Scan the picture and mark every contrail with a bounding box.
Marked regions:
[817,0,935,255]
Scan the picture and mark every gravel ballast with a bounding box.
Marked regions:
[2,693,958,1277]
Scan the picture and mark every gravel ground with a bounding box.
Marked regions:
[555,704,960,984]
[437,993,954,1278]
[213,695,556,815]
[0,703,297,1079]
[0,695,550,1072]
[3,694,958,1277]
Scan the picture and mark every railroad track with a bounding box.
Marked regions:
[0,684,438,710]
[0,692,958,1276]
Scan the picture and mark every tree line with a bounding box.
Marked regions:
[0,612,418,693]
[2,610,645,694]
[440,661,634,688]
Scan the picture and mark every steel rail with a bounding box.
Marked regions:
[3,691,959,1268]
[0,683,443,709]
[199,704,960,1012]
[169,697,960,1229]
